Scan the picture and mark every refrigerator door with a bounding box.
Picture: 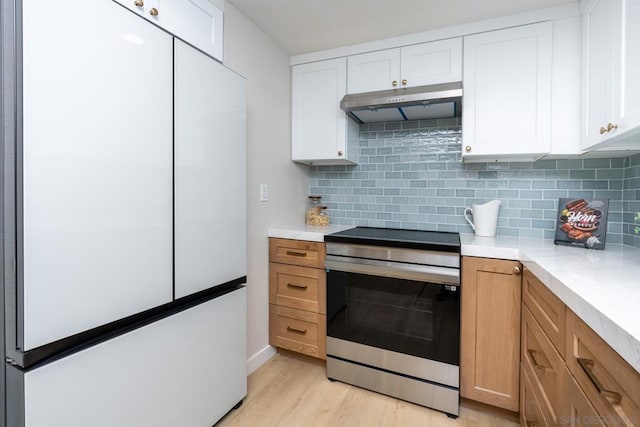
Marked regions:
[20,0,174,350]
[174,39,247,299]
[13,287,247,427]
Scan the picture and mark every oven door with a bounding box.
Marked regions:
[325,257,460,366]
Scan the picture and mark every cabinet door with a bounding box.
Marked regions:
[582,0,617,149]
[157,0,224,61]
[461,257,522,411]
[463,22,552,160]
[347,49,400,93]
[21,0,173,350]
[400,38,462,87]
[292,58,354,164]
[174,39,247,299]
[614,0,640,138]
[114,0,224,62]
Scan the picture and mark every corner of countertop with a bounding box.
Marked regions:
[267,223,353,243]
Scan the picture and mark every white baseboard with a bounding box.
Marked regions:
[247,345,277,375]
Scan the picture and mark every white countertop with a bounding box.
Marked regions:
[268,225,640,374]
[267,223,353,242]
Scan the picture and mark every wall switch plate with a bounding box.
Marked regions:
[260,184,268,202]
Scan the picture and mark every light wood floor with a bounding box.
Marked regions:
[216,352,521,427]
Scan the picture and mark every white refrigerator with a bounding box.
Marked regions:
[2,1,248,426]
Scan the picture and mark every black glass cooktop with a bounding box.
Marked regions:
[324,227,460,252]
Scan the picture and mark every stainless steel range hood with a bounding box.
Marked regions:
[340,81,462,124]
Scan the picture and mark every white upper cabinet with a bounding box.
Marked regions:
[462,22,552,161]
[547,16,583,157]
[114,0,224,61]
[292,58,359,165]
[346,38,462,94]
[582,0,617,149]
[615,0,640,137]
[400,39,463,87]
[582,0,640,150]
[347,49,400,94]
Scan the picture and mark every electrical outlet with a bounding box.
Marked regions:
[260,184,268,202]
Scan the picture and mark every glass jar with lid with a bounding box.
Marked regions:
[306,196,329,226]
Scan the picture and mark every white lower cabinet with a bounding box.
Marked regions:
[462,22,552,161]
[292,58,359,165]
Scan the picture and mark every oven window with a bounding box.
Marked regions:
[327,270,459,365]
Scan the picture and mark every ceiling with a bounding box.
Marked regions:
[227,0,576,55]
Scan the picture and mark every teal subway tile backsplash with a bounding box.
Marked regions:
[309,119,640,247]
[623,153,640,247]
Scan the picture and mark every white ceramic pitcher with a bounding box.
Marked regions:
[464,200,501,237]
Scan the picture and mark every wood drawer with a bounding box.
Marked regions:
[522,267,566,356]
[269,262,326,314]
[269,238,325,268]
[269,304,326,359]
[561,365,605,426]
[566,309,640,426]
[522,304,564,425]
[521,366,550,427]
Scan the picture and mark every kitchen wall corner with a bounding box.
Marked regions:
[224,2,310,373]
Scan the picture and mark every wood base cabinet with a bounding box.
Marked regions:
[565,309,640,426]
[521,367,549,427]
[268,238,327,359]
[521,267,640,426]
[561,365,605,426]
[461,257,522,411]
[520,268,567,426]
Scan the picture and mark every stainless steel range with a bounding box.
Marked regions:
[324,227,461,417]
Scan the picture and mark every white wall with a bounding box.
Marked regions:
[223,3,310,373]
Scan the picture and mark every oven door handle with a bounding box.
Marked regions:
[325,257,460,286]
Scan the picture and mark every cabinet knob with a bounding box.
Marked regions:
[600,126,608,135]
[607,122,618,132]
[338,150,343,156]
[392,80,398,87]
[149,7,159,16]
[402,79,407,85]
[514,266,521,275]
[134,0,144,7]
[465,145,471,152]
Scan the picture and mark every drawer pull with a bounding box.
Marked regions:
[577,357,622,404]
[285,250,307,257]
[286,326,307,334]
[525,422,538,427]
[528,349,546,372]
[287,283,308,290]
